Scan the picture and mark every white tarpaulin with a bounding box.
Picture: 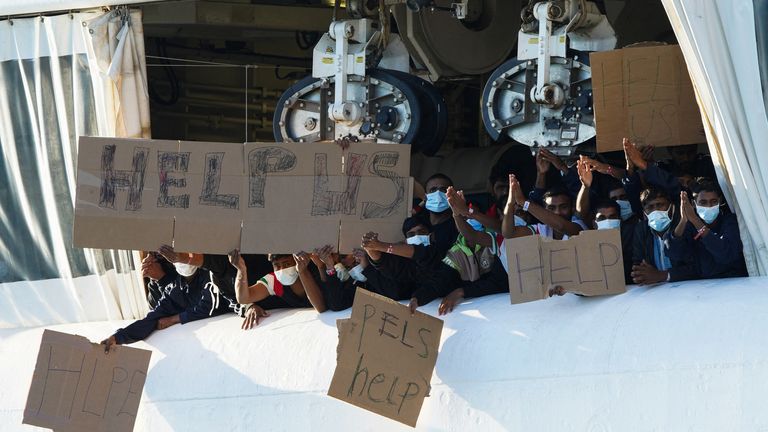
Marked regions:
[1,279,768,431]
[662,0,768,276]
[0,10,151,327]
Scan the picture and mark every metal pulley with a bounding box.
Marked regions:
[273,68,425,147]
[481,54,595,155]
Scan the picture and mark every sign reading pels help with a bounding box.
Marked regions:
[73,137,413,254]
[328,289,443,427]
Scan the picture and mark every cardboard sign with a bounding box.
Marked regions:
[328,289,443,427]
[23,330,152,432]
[505,230,626,304]
[73,137,413,254]
[591,44,705,152]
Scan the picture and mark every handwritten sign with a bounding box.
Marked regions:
[73,137,413,253]
[23,330,152,432]
[591,44,705,152]
[328,289,443,427]
[505,229,626,304]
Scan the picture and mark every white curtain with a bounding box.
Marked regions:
[661,0,768,276]
[0,9,151,328]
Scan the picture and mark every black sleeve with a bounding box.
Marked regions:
[317,271,355,312]
[201,254,230,278]
[360,265,408,300]
[113,294,182,344]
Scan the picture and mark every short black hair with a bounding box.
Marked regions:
[543,185,571,203]
[691,177,722,199]
[268,254,292,262]
[402,216,429,236]
[594,199,620,214]
[640,186,671,207]
[488,164,511,186]
[425,173,453,187]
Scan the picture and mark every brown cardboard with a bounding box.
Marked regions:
[23,330,152,432]
[590,44,706,152]
[74,138,413,254]
[328,289,443,427]
[505,230,626,304]
[74,136,177,249]
[173,141,244,254]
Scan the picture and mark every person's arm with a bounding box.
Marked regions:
[502,175,537,239]
[698,213,745,264]
[294,252,327,313]
[624,140,679,197]
[673,191,694,238]
[446,187,492,248]
[316,269,354,311]
[575,156,593,224]
[226,249,270,305]
[534,149,551,191]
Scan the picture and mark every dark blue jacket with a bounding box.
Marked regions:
[666,212,748,280]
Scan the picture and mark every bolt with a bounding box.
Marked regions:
[279,121,285,126]
[359,103,365,108]
[299,102,304,108]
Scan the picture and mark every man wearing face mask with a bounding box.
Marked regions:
[229,249,356,320]
[422,173,460,260]
[592,199,635,284]
[100,252,230,351]
[666,179,747,280]
[630,187,697,285]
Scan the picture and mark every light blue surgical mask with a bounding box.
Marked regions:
[467,218,484,231]
[406,235,431,246]
[616,199,634,221]
[596,218,621,230]
[697,205,720,224]
[646,207,672,232]
[425,191,449,213]
[514,215,527,226]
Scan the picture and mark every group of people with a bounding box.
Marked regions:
[101,139,748,350]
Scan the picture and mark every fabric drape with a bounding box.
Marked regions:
[0,9,151,327]
[661,0,768,276]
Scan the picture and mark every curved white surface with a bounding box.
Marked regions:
[2,277,767,431]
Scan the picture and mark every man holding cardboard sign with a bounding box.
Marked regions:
[505,229,627,304]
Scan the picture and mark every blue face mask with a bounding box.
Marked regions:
[596,218,621,230]
[425,191,449,213]
[514,215,527,226]
[467,218,484,231]
[646,207,672,232]
[616,200,634,221]
[697,205,720,224]
[406,235,431,246]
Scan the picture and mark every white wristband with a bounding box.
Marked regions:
[523,201,531,212]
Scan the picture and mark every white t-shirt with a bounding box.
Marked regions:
[534,216,588,240]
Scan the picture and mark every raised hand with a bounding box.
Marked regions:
[446,186,469,216]
[509,174,526,206]
[228,248,246,271]
[623,138,648,171]
[540,148,568,173]
[577,156,593,188]
[293,251,311,273]
[535,149,551,174]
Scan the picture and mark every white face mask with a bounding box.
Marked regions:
[334,263,350,282]
[274,266,299,286]
[596,218,621,230]
[406,235,431,246]
[646,207,673,232]
[349,264,367,282]
[173,262,198,277]
[615,199,634,221]
[696,204,720,224]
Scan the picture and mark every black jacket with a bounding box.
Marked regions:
[666,213,747,280]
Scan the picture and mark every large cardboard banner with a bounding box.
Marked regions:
[23,330,152,432]
[590,44,705,152]
[74,137,413,254]
[328,289,443,427]
[505,230,626,304]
